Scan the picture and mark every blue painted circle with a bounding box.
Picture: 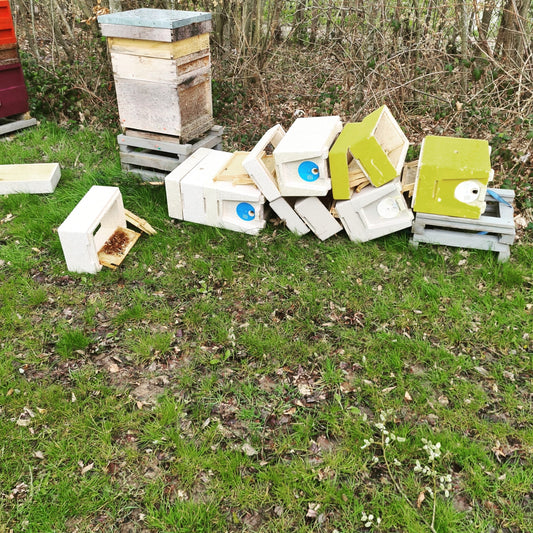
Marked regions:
[236,202,256,221]
[298,161,320,182]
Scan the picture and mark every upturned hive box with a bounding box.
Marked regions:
[98,9,214,141]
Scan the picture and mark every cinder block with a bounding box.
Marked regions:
[165,147,267,235]
[273,116,342,197]
[336,178,413,242]
[58,186,129,274]
[294,197,342,241]
[412,135,492,219]
[329,105,408,198]
[0,163,60,194]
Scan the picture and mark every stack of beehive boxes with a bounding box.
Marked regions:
[409,136,515,262]
[98,8,223,180]
[0,0,30,121]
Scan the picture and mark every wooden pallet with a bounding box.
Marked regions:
[411,188,515,262]
[118,125,223,181]
[0,113,37,136]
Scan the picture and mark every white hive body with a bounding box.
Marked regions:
[58,186,127,274]
[273,116,342,197]
[165,147,267,235]
[336,179,413,242]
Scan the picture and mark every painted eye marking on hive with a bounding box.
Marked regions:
[236,202,256,221]
[298,161,320,182]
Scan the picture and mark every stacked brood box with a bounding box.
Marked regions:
[98,8,223,180]
[0,0,32,128]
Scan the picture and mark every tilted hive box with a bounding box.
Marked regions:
[412,135,492,219]
[329,105,408,199]
[273,116,342,197]
[166,148,267,235]
[58,186,140,274]
[335,178,413,242]
[98,9,213,141]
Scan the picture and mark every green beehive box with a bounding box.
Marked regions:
[412,136,492,219]
[329,105,409,199]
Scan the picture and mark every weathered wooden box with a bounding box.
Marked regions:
[0,63,30,118]
[165,148,267,235]
[411,188,515,262]
[0,0,16,45]
[98,9,213,141]
[0,43,18,65]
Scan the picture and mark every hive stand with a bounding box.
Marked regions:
[329,105,408,199]
[165,147,267,235]
[412,135,493,219]
[273,116,342,197]
[118,125,223,181]
[411,188,515,262]
[335,178,413,242]
[242,124,310,236]
[58,186,140,274]
[0,163,60,194]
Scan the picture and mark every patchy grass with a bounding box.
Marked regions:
[0,122,532,532]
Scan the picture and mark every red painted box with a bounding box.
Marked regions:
[0,0,16,45]
[0,62,29,118]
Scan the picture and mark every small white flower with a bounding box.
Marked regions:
[396,436,406,443]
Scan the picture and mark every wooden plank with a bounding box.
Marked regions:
[97,227,141,270]
[119,150,183,172]
[107,34,210,60]
[411,228,511,262]
[124,209,157,235]
[214,151,250,182]
[401,160,418,196]
[117,133,194,156]
[0,116,37,136]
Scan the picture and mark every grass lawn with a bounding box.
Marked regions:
[0,121,532,532]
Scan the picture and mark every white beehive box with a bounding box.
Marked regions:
[242,125,310,235]
[0,163,60,194]
[57,186,139,274]
[294,197,342,241]
[165,147,266,235]
[273,116,342,197]
[335,179,413,242]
